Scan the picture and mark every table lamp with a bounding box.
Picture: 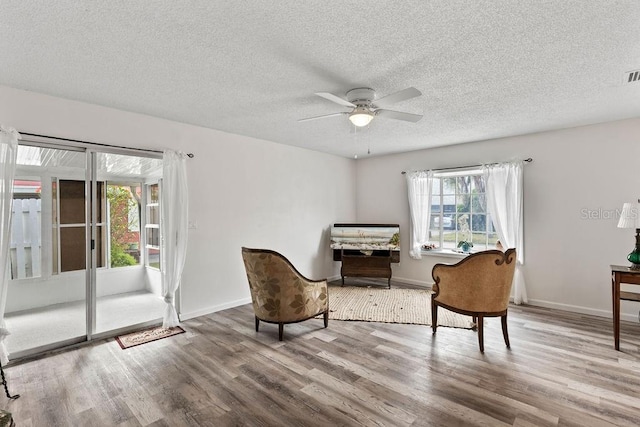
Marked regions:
[617,201,640,269]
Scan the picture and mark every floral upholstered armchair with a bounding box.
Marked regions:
[241,247,329,341]
[431,249,516,352]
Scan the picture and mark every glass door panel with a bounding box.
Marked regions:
[94,151,164,335]
[4,145,88,357]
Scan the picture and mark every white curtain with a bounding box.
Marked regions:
[0,126,19,364]
[483,161,527,304]
[161,150,189,328]
[406,170,433,259]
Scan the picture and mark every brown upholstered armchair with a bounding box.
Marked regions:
[431,249,517,352]
[241,247,329,341]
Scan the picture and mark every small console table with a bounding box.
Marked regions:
[335,248,398,288]
[611,264,640,350]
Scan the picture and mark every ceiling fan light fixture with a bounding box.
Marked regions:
[349,109,374,127]
[300,87,422,128]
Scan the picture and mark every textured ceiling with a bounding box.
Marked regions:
[2,1,640,158]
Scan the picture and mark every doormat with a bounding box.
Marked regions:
[115,326,185,349]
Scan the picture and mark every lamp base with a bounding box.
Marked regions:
[628,248,640,270]
[628,230,640,270]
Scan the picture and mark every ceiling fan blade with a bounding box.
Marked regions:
[315,92,356,108]
[376,109,423,123]
[298,112,348,122]
[373,87,422,108]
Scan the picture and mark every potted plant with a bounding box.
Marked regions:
[457,240,473,253]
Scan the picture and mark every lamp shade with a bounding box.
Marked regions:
[348,107,374,127]
[617,202,640,229]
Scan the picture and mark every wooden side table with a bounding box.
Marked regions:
[611,265,640,350]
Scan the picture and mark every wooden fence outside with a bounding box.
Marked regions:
[10,198,41,279]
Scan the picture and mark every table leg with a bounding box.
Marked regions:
[613,272,620,350]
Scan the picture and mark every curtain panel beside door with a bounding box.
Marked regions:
[160,150,189,328]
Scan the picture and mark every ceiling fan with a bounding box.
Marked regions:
[298,87,423,127]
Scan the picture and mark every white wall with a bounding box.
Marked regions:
[0,85,356,319]
[356,118,640,322]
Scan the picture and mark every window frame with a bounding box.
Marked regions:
[144,181,161,271]
[53,178,106,273]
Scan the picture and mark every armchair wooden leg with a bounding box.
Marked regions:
[501,314,510,349]
[323,310,329,328]
[255,316,260,332]
[477,315,484,353]
[278,323,284,341]
[431,300,438,334]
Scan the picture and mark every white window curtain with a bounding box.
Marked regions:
[483,161,527,304]
[406,170,434,259]
[0,126,19,364]
[161,150,189,328]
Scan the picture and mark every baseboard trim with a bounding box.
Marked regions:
[180,297,252,321]
[327,274,433,289]
[526,298,638,323]
[392,276,433,288]
[178,292,635,323]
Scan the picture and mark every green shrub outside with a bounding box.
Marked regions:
[111,245,137,267]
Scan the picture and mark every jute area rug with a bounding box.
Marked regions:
[116,326,185,349]
[327,286,474,329]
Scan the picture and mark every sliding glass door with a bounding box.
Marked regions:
[5,142,165,359]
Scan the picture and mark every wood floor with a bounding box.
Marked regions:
[2,297,640,426]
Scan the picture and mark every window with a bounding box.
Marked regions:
[145,182,161,270]
[53,179,106,273]
[429,170,498,251]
